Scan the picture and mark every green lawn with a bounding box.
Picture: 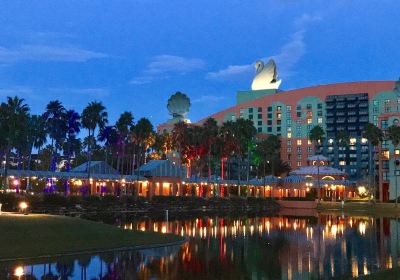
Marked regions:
[0,214,184,260]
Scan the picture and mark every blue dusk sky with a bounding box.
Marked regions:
[0,0,399,127]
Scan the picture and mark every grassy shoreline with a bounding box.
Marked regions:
[0,214,184,261]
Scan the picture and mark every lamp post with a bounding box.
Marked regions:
[19,201,28,215]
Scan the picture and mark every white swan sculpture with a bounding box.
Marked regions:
[251,59,282,90]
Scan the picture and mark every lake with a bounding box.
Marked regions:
[1,211,399,279]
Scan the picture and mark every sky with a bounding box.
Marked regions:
[0,0,399,127]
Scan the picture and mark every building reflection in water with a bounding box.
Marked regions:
[1,214,400,279]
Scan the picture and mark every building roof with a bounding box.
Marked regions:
[0,169,147,182]
[307,155,329,161]
[291,166,346,176]
[137,160,185,178]
[71,161,119,175]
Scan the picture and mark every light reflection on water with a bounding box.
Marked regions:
[1,213,400,279]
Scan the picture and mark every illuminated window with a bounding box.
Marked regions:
[318,117,323,124]
[277,113,282,119]
[382,150,390,159]
[308,140,312,145]
[287,140,292,146]
[297,140,302,145]
[286,105,292,111]
[287,132,292,138]
[297,161,302,167]
[277,106,282,111]
[307,118,312,124]
[328,138,334,145]
[361,138,367,144]
[339,161,346,166]
[395,149,400,155]
[350,138,356,145]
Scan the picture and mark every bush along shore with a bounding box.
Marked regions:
[0,193,280,218]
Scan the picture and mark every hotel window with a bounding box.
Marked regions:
[317,117,323,124]
[328,138,334,145]
[297,112,302,118]
[396,170,400,176]
[277,106,282,111]
[286,105,292,111]
[287,119,292,125]
[350,138,356,145]
[287,140,292,146]
[297,161,302,167]
[277,113,282,119]
[288,154,291,160]
[287,127,292,132]
[248,108,253,113]
[297,154,302,159]
[249,115,253,120]
[267,113,272,118]
[297,147,302,152]
[306,104,312,109]
[373,107,378,113]
[267,120,272,125]
[267,106,272,112]
[297,126,301,131]
[317,103,322,109]
[277,120,281,125]
[381,120,388,129]
[258,120,262,126]
[288,161,292,166]
[277,127,281,132]
[267,127,272,132]
[287,132,292,138]
[307,147,312,152]
[317,111,323,116]
[307,154,312,158]
[308,140,312,145]
[339,161,346,166]
[350,169,357,174]
[258,107,262,112]
[287,147,292,152]
[382,150,390,159]
[373,100,378,106]
[395,149,400,155]
[383,172,389,181]
[257,127,262,133]
[307,118,312,124]
[361,138,368,144]
[307,125,312,131]
[258,114,262,119]
[297,140,302,145]
[297,105,301,110]
[297,120,301,124]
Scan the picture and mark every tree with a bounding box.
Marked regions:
[309,125,325,155]
[131,118,154,171]
[0,96,30,188]
[387,124,400,205]
[63,110,81,194]
[362,123,383,201]
[26,114,47,189]
[115,111,134,173]
[202,118,219,179]
[82,101,108,191]
[98,125,118,169]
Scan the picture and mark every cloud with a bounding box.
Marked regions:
[130,55,206,85]
[0,86,34,97]
[192,95,226,104]
[0,44,107,63]
[206,13,322,81]
[206,65,253,80]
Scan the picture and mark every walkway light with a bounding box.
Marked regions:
[13,179,19,187]
[19,202,28,214]
[14,266,24,278]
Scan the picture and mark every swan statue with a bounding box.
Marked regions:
[251,59,282,90]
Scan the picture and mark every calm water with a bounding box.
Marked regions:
[2,212,400,279]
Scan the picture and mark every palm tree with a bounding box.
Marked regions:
[309,125,325,201]
[26,114,47,189]
[98,125,118,170]
[132,118,154,170]
[0,96,30,188]
[82,101,108,192]
[63,110,81,194]
[362,123,383,201]
[309,125,325,155]
[202,118,219,179]
[387,124,400,205]
[43,101,67,191]
[115,111,134,173]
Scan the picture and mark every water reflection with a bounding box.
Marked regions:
[1,214,400,279]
